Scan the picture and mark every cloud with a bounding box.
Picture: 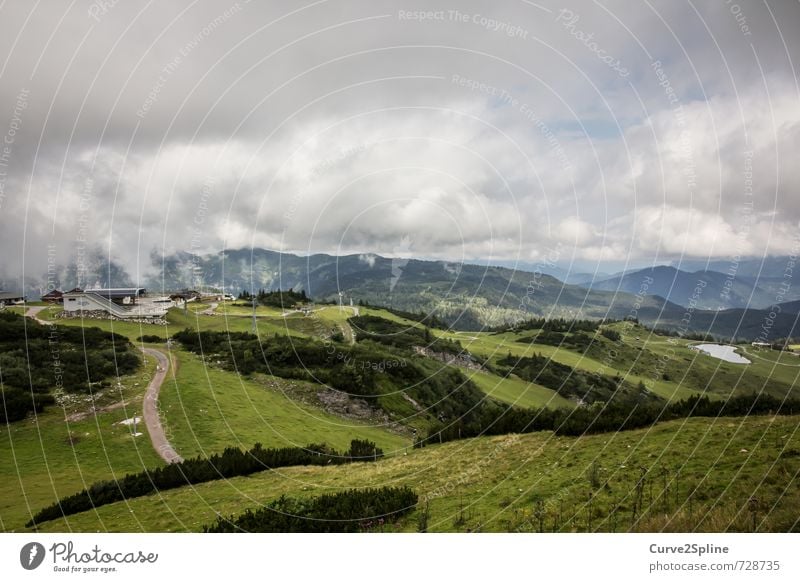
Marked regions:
[0,0,799,284]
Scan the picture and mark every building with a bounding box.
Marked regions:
[84,287,146,305]
[0,291,26,307]
[169,290,201,302]
[751,341,771,349]
[63,288,166,319]
[41,289,64,303]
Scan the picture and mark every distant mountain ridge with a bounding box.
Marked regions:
[150,248,800,340]
[11,247,798,339]
[578,264,800,311]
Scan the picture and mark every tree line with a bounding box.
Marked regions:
[497,352,655,405]
[349,314,463,355]
[491,317,617,334]
[204,486,418,532]
[356,301,449,330]
[172,327,495,429]
[423,392,800,446]
[0,312,139,423]
[26,439,383,527]
[237,288,309,308]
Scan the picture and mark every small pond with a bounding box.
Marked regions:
[691,343,751,364]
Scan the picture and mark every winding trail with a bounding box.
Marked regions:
[24,306,183,464]
[140,348,183,464]
[199,301,218,316]
[25,306,53,326]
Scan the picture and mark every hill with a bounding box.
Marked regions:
[7,301,800,533]
[30,414,800,533]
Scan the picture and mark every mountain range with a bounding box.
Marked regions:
[577,264,800,311]
[8,248,799,341]
[153,248,800,340]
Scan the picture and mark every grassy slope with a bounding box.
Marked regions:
[33,414,800,533]
[466,369,574,409]
[441,323,800,403]
[11,306,800,533]
[159,350,409,458]
[2,306,408,530]
[0,353,161,531]
[33,307,411,453]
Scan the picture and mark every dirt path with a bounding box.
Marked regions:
[140,348,183,464]
[200,302,218,316]
[25,306,53,326]
[23,307,183,464]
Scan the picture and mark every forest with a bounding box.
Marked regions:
[0,312,140,423]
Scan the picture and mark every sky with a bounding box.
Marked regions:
[0,0,798,284]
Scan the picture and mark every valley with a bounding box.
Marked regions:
[3,296,799,532]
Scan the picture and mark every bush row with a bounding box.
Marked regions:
[204,486,418,532]
[26,439,383,527]
[424,392,800,445]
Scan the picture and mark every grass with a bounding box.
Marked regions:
[466,369,574,409]
[1,306,407,531]
[157,350,409,459]
[9,307,800,533]
[31,414,800,533]
[440,323,800,403]
[214,303,285,317]
[0,353,161,531]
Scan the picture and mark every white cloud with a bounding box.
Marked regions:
[1,0,799,282]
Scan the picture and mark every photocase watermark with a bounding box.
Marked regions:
[20,542,46,570]
[0,87,30,213]
[420,434,521,504]
[398,9,529,39]
[348,358,408,373]
[651,60,696,198]
[556,9,629,78]
[283,142,374,228]
[188,177,216,289]
[390,235,413,293]
[515,244,562,318]
[74,176,95,288]
[724,0,752,37]
[136,2,246,118]
[45,243,58,293]
[676,280,707,336]
[451,74,573,172]
[720,149,755,302]
[19,540,158,573]
[754,230,800,344]
[642,278,710,388]
[87,0,121,22]
[590,275,654,385]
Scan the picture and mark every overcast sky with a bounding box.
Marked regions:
[0,0,798,282]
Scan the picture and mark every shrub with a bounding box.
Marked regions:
[204,486,418,532]
[26,439,383,527]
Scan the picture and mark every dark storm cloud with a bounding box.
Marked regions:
[0,0,798,284]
